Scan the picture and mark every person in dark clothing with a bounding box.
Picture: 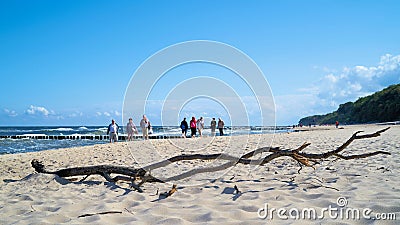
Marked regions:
[218,118,225,136]
[180,118,189,138]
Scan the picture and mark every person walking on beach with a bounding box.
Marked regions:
[148,120,153,134]
[218,118,225,136]
[335,121,339,128]
[197,117,205,137]
[107,119,119,143]
[190,117,197,138]
[210,118,216,136]
[126,118,137,141]
[180,118,188,138]
[140,115,150,140]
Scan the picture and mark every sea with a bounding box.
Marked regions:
[0,126,291,155]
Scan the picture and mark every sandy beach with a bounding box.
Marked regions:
[0,124,399,224]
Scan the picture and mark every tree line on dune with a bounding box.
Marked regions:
[299,84,400,125]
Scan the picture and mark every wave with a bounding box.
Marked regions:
[0,138,106,155]
[43,128,74,132]
[0,129,36,133]
[96,127,108,132]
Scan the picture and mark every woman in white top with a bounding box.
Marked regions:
[126,118,137,141]
[196,117,205,137]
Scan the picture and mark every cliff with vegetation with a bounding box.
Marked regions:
[299,84,400,125]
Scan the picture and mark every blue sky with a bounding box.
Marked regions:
[1,0,399,126]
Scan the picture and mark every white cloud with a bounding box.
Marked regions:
[69,111,83,117]
[94,111,115,117]
[325,74,338,83]
[275,53,400,125]
[314,53,400,108]
[4,108,18,117]
[26,105,51,116]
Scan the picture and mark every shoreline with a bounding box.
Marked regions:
[1,124,399,224]
[2,123,396,156]
[0,126,291,155]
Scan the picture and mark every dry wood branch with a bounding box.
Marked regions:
[297,127,390,159]
[307,182,340,191]
[101,172,114,182]
[160,184,177,198]
[333,151,391,160]
[130,182,143,193]
[30,128,391,190]
[31,160,147,178]
[234,185,241,194]
[240,147,280,159]
[78,175,90,182]
[78,211,122,218]
[292,152,312,167]
[297,162,303,174]
[294,142,311,153]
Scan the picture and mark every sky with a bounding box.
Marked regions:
[1,0,399,126]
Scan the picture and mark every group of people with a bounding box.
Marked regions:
[180,117,225,138]
[106,115,225,143]
[106,115,152,143]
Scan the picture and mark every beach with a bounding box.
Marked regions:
[0,124,399,224]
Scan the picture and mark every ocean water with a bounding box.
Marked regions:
[0,126,290,155]
[0,126,107,155]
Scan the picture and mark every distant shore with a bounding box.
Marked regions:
[292,122,400,132]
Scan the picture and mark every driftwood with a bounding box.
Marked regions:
[160,184,178,198]
[78,211,122,218]
[31,127,391,192]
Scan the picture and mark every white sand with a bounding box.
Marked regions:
[0,124,399,224]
